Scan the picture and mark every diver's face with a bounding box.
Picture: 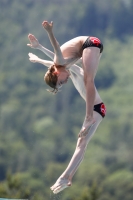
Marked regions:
[57,70,70,87]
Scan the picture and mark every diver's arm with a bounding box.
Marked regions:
[27,34,54,60]
[39,45,54,60]
[28,53,53,68]
[42,21,66,66]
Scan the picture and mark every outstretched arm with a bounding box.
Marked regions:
[28,53,53,68]
[42,21,66,66]
[42,21,78,67]
[27,34,54,60]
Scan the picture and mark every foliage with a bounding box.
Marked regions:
[0,0,133,200]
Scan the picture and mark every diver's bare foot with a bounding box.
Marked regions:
[50,178,72,194]
[78,118,95,137]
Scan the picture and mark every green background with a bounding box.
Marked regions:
[0,0,133,199]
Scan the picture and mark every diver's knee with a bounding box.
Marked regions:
[77,137,87,149]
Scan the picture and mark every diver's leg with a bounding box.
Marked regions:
[79,48,101,136]
[50,112,102,194]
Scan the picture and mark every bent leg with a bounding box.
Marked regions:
[69,64,102,104]
[80,48,101,135]
[50,112,102,194]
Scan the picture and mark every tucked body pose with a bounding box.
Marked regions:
[27,34,106,194]
[40,21,103,136]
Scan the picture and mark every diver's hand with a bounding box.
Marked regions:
[28,53,39,63]
[42,20,53,32]
[27,34,40,49]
